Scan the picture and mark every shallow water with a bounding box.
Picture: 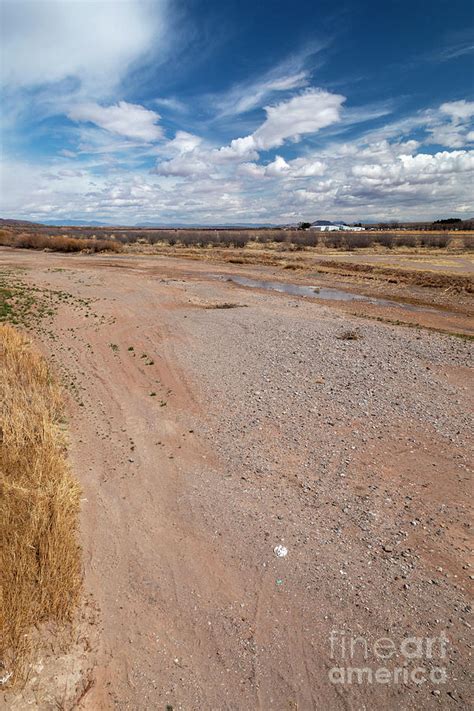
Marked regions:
[220,275,439,313]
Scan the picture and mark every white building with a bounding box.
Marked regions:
[311,224,365,232]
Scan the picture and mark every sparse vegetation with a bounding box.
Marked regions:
[0,270,43,325]
[1,223,473,255]
[0,271,97,338]
[0,324,82,685]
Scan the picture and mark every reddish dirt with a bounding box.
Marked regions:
[1,249,472,710]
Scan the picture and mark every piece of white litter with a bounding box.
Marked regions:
[274,545,288,558]
[0,671,13,685]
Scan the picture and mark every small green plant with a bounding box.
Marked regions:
[127,346,134,352]
[149,391,157,397]
[205,302,243,309]
[109,343,119,352]
[337,329,362,341]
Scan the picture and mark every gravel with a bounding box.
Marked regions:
[172,281,473,708]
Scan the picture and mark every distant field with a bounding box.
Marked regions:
[1,225,473,298]
[1,224,473,254]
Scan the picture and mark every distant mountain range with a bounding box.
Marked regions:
[2,216,472,230]
[1,218,280,228]
[134,222,278,228]
[0,218,44,227]
[311,220,348,226]
[0,217,372,230]
[310,220,332,226]
[41,219,113,227]
[283,219,352,228]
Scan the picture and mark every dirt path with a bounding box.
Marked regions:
[1,249,472,710]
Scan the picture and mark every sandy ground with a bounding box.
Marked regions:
[1,249,473,711]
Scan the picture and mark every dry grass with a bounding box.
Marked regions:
[0,324,82,686]
[318,259,473,292]
[0,230,122,253]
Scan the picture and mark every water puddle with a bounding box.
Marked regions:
[219,275,439,313]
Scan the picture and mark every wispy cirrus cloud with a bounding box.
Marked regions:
[206,43,328,119]
[212,70,309,118]
[359,100,474,149]
[153,97,188,113]
[437,42,474,61]
[0,0,170,93]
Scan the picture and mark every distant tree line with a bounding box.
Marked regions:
[372,218,473,231]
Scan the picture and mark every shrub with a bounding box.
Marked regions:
[374,233,395,249]
[323,233,345,249]
[396,234,418,248]
[419,233,451,248]
[8,232,122,253]
[344,233,373,250]
[463,235,474,251]
[0,229,14,246]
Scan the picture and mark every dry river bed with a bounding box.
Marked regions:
[2,248,472,711]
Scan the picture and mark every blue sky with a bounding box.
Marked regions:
[1,0,473,225]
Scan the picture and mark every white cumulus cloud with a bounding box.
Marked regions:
[214,136,260,162]
[211,88,345,161]
[68,101,163,142]
[252,89,345,150]
[439,100,474,122]
[166,131,203,154]
[264,156,291,176]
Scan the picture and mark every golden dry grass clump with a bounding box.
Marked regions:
[0,324,82,685]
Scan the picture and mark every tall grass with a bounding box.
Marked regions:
[0,324,82,685]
